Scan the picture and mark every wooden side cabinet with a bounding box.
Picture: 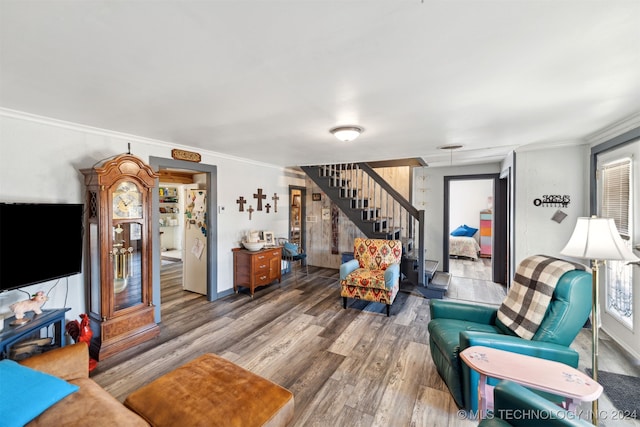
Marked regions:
[479,209,492,258]
[233,247,282,297]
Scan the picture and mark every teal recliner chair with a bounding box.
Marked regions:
[428,267,591,411]
[478,380,593,426]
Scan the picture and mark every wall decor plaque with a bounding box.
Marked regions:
[171,149,201,163]
[532,194,570,207]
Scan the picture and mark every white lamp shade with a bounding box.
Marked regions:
[560,217,640,262]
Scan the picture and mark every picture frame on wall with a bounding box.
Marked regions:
[262,231,275,246]
[312,193,321,201]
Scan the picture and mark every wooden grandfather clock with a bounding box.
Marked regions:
[81,154,160,360]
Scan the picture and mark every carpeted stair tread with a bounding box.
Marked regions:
[428,272,451,290]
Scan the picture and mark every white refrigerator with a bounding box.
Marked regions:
[182,189,207,295]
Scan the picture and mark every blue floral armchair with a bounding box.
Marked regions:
[339,238,402,317]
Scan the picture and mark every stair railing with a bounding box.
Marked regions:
[313,163,425,285]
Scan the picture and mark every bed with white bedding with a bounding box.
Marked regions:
[449,235,481,260]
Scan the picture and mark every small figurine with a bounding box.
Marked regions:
[66,313,98,371]
[10,291,48,320]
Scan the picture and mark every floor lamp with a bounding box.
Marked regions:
[560,216,640,425]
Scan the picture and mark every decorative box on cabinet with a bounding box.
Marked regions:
[479,209,492,258]
[233,247,282,297]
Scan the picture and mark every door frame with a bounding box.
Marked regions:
[443,173,507,285]
[590,126,640,360]
[149,157,218,322]
[288,185,306,253]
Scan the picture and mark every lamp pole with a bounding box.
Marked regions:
[591,260,600,426]
[560,216,640,425]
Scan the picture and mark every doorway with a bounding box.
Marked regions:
[443,173,507,286]
[149,157,217,323]
[593,135,640,360]
[288,186,306,252]
[158,172,198,263]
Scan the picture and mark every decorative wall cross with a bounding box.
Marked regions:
[264,203,271,213]
[236,196,247,212]
[272,193,279,213]
[247,205,254,220]
[253,188,266,211]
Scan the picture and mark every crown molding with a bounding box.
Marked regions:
[514,139,588,153]
[0,108,285,171]
[585,112,640,145]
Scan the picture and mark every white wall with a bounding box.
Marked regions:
[0,110,304,323]
[413,163,501,267]
[513,144,590,266]
[414,149,591,276]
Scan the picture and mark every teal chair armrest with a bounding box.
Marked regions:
[487,380,593,426]
[340,259,360,280]
[459,331,580,365]
[383,263,400,288]
[430,299,498,324]
[459,331,579,412]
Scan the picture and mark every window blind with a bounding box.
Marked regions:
[601,158,631,238]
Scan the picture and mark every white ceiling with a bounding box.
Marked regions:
[1,1,639,168]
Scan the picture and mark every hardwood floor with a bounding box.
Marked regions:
[447,257,506,305]
[449,256,492,281]
[91,261,639,427]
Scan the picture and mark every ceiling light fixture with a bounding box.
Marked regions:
[438,144,464,166]
[330,126,363,142]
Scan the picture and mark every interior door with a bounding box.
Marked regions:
[289,185,305,251]
[596,139,640,359]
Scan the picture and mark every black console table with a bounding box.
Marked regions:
[0,308,71,359]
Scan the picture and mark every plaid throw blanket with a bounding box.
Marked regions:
[497,255,586,340]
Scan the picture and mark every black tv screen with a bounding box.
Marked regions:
[0,203,84,292]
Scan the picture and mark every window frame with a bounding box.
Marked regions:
[599,156,634,329]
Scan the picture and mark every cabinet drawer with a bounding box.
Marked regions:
[251,261,269,274]
[254,271,272,285]
[266,249,281,259]
[252,254,269,267]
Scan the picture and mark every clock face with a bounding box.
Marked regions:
[112,181,142,219]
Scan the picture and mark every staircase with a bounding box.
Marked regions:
[301,163,436,289]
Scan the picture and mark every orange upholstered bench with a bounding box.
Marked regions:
[124,353,294,427]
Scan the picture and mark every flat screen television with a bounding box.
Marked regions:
[0,203,84,292]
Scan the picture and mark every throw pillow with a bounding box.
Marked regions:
[0,359,79,427]
[283,242,299,257]
[450,225,468,236]
[463,225,478,237]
